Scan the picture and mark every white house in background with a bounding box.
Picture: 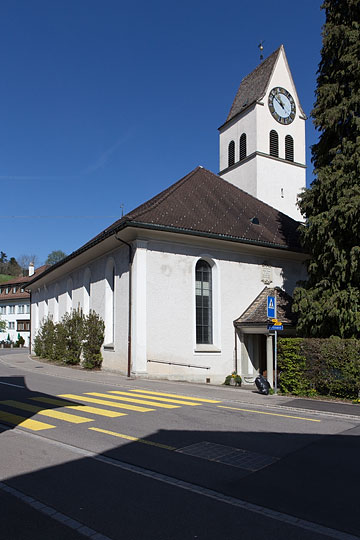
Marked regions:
[26,46,307,385]
[0,264,48,346]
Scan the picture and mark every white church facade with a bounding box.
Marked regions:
[27,46,307,386]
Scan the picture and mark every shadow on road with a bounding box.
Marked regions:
[0,375,359,540]
[0,376,91,433]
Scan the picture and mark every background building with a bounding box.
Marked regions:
[0,264,48,346]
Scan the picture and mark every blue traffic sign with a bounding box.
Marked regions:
[267,295,276,318]
[268,325,283,331]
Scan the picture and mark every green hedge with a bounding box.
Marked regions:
[277,337,360,400]
[34,309,105,370]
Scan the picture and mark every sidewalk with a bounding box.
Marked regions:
[1,349,360,420]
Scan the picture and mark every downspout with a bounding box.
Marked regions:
[234,325,238,374]
[115,235,133,378]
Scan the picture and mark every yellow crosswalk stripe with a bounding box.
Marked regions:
[30,397,126,418]
[85,392,180,409]
[131,389,221,403]
[109,391,202,406]
[1,400,93,424]
[58,394,154,413]
[89,427,176,450]
[0,410,55,431]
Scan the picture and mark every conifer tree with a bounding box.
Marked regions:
[293,0,360,338]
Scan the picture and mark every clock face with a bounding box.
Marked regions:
[268,87,296,125]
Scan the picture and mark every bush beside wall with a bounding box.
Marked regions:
[33,310,105,370]
[278,337,360,400]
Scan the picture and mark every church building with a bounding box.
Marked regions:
[27,45,307,386]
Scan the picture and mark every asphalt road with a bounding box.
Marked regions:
[0,349,359,540]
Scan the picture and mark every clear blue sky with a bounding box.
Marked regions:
[1,0,324,265]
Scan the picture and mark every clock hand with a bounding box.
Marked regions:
[275,95,285,110]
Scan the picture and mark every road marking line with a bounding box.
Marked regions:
[1,400,93,424]
[109,391,202,406]
[0,410,55,431]
[58,394,154,413]
[89,427,176,450]
[30,397,126,418]
[218,405,321,422]
[131,389,221,403]
[85,392,180,409]
[0,381,26,388]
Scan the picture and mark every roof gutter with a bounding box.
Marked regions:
[126,221,304,253]
[25,218,303,289]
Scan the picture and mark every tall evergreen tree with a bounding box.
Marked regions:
[293,0,360,338]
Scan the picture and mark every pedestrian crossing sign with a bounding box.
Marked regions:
[267,295,276,318]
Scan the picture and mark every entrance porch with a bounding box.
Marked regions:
[233,287,296,387]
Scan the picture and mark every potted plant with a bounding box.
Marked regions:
[224,371,242,387]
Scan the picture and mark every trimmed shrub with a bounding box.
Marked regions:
[16,336,25,347]
[33,317,55,359]
[82,310,105,369]
[304,337,360,399]
[277,338,315,396]
[277,337,360,400]
[50,321,68,363]
[32,309,105,370]
[62,309,84,365]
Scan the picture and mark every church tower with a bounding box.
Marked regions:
[218,45,306,221]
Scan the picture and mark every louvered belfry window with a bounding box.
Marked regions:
[239,133,247,161]
[228,140,235,167]
[269,130,279,157]
[285,135,294,161]
[196,260,212,344]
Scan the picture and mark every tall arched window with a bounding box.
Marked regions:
[239,133,247,161]
[105,259,115,344]
[269,130,279,157]
[285,135,294,161]
[195,260,212,344]
[228,140,235,167]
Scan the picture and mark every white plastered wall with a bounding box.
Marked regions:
[30,246,130,373]
[144,238,306,384]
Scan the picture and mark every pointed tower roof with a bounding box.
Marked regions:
[223,45,306,127]
[224,47,281,125]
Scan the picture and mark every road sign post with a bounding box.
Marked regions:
[267,317,283,394]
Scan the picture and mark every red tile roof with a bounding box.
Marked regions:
[0,265,49,300]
